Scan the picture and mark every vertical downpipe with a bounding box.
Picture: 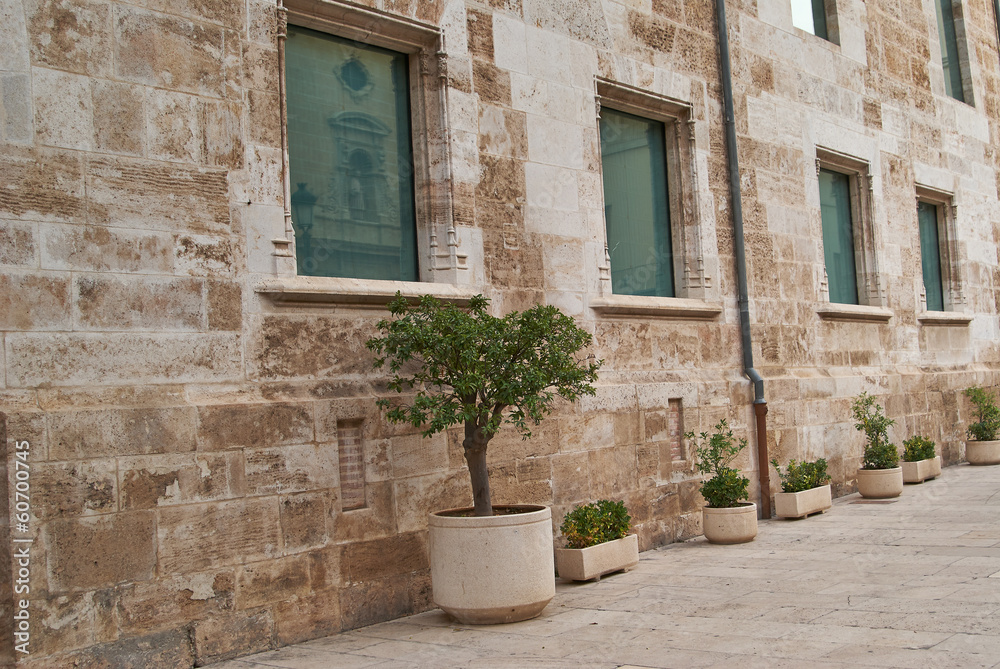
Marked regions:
[714,0,771,518]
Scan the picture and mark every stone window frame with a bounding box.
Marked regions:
[790,0,841,44]
[814,147,892,323]
[931,0,976,106]
[589,78,722,321]
[914,184,972,325]
[258,0,479,307]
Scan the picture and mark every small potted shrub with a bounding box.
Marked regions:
[770,458,832,519]
[852,392,903,498]
[687,419,757,544]
[367,293,600,624]
[901,435,941,483]
[555,500,638,582]
[962,386,1000,465]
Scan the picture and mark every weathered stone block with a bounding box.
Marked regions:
[206,279,242,330]
[116,570,234,636]
[85,157,230,233]
[0,147,85,222]
[339,573,411,631]
[203,98,244,169]
[146,88,201,163]
[0,271,70,330]
[0,220,36,267]
[40,224,174,273]
[157,498,281,574]
[1,73,33,144]
[274,587,342,646]
[333,480,397,543]
[280,492,330,552]
[7,332,242,387]
[175,234,235,276]
[244,443,336,495]
[341,532,427,584]
[114,6,225,97]
[48,406,198,459]
[197,402,314,451]
[75,274,204,331]
[32,66,93,151]
[36,628,194,668]
[120,452,244,509]
[250,314,380,380]
[91,79,144,155]
[193,610,273,665]
[46,512,156,591]
[236,554,311,609]
[393,470,472,533]
[31,459,117,518]
[26,0,113,77]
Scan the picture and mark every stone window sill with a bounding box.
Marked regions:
[590,295,722,320]
[816,303,893,323]
[256,277,480,307]
[917,311,973,326]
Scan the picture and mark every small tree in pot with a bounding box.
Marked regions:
[686,419,757,543]
[852,392,903,498]
[366,293,601,516]
[366,293,601,624]
[962,386,1000,465]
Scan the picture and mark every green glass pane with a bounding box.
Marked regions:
[934,0,965,102]
[918,202,945,311]
[819,169,858,305]
[811,0,829,40]
[599,108,674,297]
[285,26,417,280]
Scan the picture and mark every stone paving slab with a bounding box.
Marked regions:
[210,464,1000,668]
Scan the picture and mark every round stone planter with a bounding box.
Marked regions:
[428,505,555,625]
[965,440,1000,466]
[856,467,903,499]
[702,503,757,544]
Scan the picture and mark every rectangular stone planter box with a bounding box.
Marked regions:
[903,455,941,483]
[555,534,639,582]
[774,484,832,519]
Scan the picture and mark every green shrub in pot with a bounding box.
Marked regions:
[560,500,631,549]
[771,458,831,493]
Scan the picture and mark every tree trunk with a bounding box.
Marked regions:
[463,422,492,516]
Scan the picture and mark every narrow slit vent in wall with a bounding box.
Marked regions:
[338,420,366,510]
[669,399,684,461]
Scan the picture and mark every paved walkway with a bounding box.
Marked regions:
[214,464,1000,668]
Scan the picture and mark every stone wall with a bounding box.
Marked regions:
[1,0,998,666]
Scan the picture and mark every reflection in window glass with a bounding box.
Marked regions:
[918,202,945,311]
[790,0,828,39]
[599,108,674,298]
[819,168,858,305]
[934,0,966,102]
[285,26,417,280]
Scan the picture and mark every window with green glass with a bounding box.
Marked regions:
[599,108,675,298]
[819,168,858,305]
[917,201,945,311]
[285,26,418,281]
[790,0,829,40]
[934,0,966,102]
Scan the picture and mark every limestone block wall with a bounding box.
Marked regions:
[0,0,997,666]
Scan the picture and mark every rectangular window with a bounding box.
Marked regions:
[599,108,675,298]
[285,25,418,281]
[791,0,830,40]
[819,168,859,305]
[934,0,967,102]
[917,201,945,312]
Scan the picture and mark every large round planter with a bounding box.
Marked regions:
[428,505,555,625]
[702,503,757,544]
[965,440,1000,466]
[856,467,903,498]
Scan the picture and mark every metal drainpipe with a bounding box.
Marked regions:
[714,0,771,518]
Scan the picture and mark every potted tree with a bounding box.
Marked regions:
[770,458,832,519]
[962,386,1000,465]
[901,435,940,483]
[686,420,757,544]
[555,499,638,582]
[852,392,903,498]
[367,293,600,624]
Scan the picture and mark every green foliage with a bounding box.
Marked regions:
[902,436,936,462]
[963,386,1000,442]
[687,419,750,508]
[770,458,831,493]
[560,500,632,549]
[851,392,899,470]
